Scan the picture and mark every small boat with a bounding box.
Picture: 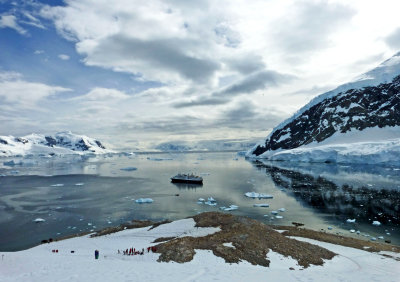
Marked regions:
[171,173,203,184]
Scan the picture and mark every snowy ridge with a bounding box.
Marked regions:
[267,51,400,139]
[0,131,111,157]
[247,51,400,164]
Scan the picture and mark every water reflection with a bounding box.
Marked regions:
[251,160,400,228]
[171,183,203,190]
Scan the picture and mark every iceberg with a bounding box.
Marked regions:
[244,192,273,199]
[372,221,381,226]
[34,218,45,223]
[135,198,154,204]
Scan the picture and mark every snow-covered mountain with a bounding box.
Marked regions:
[0,131,111,157]
[247,52,400,164]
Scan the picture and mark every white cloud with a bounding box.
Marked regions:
[0,71,71,110]
[0,14,27,35]
[34,50,44,55]
[58,54,70,60]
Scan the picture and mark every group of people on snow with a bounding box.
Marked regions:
[119,246,157,256]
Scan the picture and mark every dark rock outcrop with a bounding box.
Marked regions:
[251,75,400,156]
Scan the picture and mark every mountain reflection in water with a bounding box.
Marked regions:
[252,160,400,227]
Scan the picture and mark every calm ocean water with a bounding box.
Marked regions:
[0,152,399,251]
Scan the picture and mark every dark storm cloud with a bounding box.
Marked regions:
[274,1,355,54]
[117,115,208,134]
[119,100,286,135]
[88,34,220,83]
[173,97,228,108]
[225,54,266,75]
[217,70,295,96]
[173,69,295,108]
[214,101,284,130]
[385,28,400,50]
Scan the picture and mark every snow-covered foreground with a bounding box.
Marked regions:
[1,218,399,282]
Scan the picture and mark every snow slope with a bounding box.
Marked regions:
[257,126,400,164]
[266,51,400,139]
[247,51,400,164]
[0,218,399,282]
[0,131,111,157]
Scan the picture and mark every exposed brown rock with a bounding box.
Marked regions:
[155,212,336,268]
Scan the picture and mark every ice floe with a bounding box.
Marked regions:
[219,205,238,211]
[135,198,154,204]
[244,192,273,199]
[34,218,45,223]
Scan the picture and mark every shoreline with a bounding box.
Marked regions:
[32,212,399,256]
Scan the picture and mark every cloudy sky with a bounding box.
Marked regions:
[1,0,400,149]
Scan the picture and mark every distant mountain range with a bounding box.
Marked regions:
[155,139,258,152]
[247,52,400,165]
[0,131,111,157]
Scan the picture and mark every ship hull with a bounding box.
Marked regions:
[171,178,203,184]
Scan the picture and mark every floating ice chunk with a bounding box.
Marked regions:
[271,211,278,215]
[356,231,360,234]
[223,205,238,211]
[327,226,333,230]
[135,198,154,204]
[219,206,227,210]
[204,201,217,206]
[278,208,286,212]
[51,184,64,187]
[371,237,377,241]
[253,204,270,207]
[350,229,355,233]
[275,215,283,219]
[197,201,204,205]
[198,198,205,202]
[245,192,258,198]
[120,167,137,171]
[378,236,384,240]
[207,197,216,203]
[372,221,381,226]
[346,219,356,223]
[244,192,273,199]
[386,232,391,236]
[34,218,45,223]
[75,183,84,186]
